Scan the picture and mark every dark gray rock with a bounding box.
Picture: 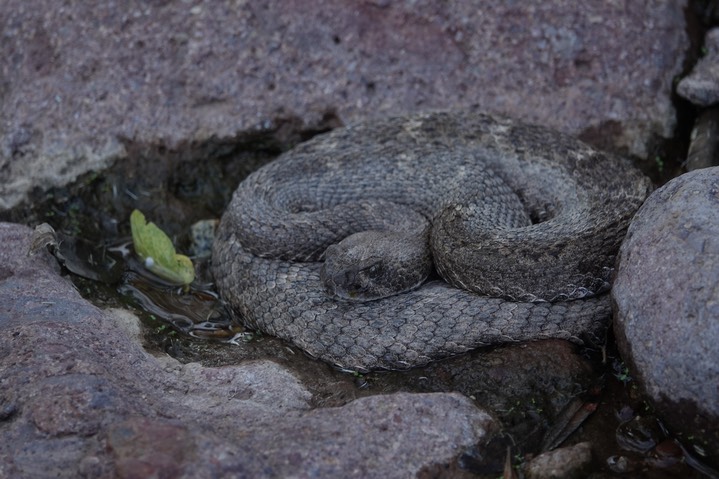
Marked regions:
[686,107,719,171]
[612,167,719,467]
[0,0,688,210]
[678,28,719,107]
[0,222,492,478]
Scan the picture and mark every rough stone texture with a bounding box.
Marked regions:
[373,339,596,458]
[612,167,719,467]
[0,0,688,210]
[0,222,492,478]
[524,442,593,479]
[678,27,719,106]
[686,107,719,170]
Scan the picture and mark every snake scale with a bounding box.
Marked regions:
[212,111,651,371]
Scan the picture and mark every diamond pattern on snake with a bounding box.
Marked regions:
[212,111,652,371]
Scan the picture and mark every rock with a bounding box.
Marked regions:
[188,218,219,258]
[371,339,596,456]
[0,0,688,210]
[612,168,719,467]
[686,107,719,170]
[524,442,593,479]
[0,222,492,477]
[678,28,719,106]
[226,392,489,478]
[105,392,489,478]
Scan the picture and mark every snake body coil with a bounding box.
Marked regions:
[212,111,651,371]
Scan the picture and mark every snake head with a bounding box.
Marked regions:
[320,231,431,302]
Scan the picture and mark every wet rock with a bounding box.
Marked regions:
[0,222,492,477]
[524,441,593,479]
[0,0,688,210]
[678,28,719,107]
[612,168,719,467]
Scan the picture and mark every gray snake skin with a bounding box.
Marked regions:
[212,111,651,371]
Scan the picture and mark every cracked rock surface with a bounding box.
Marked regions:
[0,0,688,210]
[0,222,492,478]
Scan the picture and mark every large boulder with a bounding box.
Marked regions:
[0,0,688,210]
[0,222,492,478]
[612,167,719,467]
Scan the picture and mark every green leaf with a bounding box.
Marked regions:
[130,209,195,285]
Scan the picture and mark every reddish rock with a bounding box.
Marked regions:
[0,0,688,210]
[0,222,491,478]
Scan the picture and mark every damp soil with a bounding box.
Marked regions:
[2,116,715,478]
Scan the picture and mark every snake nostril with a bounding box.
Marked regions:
[340,271,355,287]
[529,209,548,225]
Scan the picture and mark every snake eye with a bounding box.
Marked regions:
[364,262,384,279]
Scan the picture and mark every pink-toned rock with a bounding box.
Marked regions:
[0,222,492,478]
[0,0,688,210]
